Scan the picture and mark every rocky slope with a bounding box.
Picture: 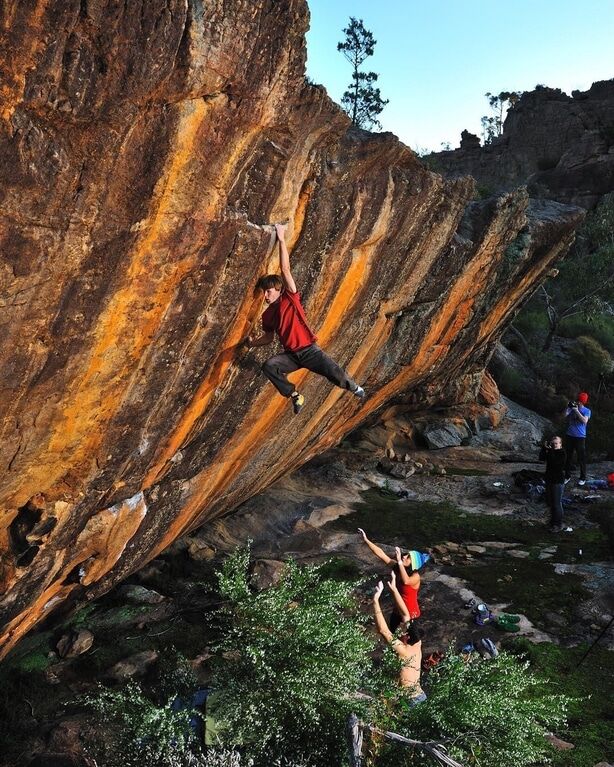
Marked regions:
[3,426,613,766]
[431,80,614,208]
[0,0,582,655]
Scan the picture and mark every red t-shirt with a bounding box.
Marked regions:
[401,583,421,619]
[261,289,317,352]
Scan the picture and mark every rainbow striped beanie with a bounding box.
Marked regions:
[408,551,431,570]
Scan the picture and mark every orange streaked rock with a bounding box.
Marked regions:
[0,0,583,656]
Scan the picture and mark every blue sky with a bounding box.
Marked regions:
[305,0,614,152]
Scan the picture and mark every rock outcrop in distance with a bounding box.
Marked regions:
[0,0,583,656]
[431,81,614,209]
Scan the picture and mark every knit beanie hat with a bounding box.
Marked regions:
[578,392,589,404]
[407,551,431,570]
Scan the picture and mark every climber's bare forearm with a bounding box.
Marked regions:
[247,332,275,348]
[389,583,410,623]
[365,539,393,565]
[276,223,297,294]
[373,597,393,642]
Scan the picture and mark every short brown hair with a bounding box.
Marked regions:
[256,274,283,291]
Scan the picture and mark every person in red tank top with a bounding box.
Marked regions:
[358,528,430,630]
[245,223,366,415]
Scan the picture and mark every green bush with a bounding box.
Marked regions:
[497,367,524,397]
[559,315,614,353]
[210,549,375,766]
[509,638,614,767]
[81,681,202,767]
[587,410,614,459]
[156,647,199,705]
[374,649,571,767]
[569,335,612,380]
[513,308,549,338]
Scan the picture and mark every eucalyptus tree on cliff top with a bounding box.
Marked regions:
[481,90,522,144]
[337,17,389,130]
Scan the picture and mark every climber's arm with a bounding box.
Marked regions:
[245,331,275,348]
[358,528,393,565]
[276,223,297,294]
[387,570,411,623]
[373,581,393,642]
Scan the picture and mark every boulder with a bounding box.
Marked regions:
[107,650,159,681]
[56,630,94,659]
[423,421,472,449]
[303,504,353,528]
[545,734,574,751]
[249,559,288,591]
[186,539,217,562]
[115,584,165,605]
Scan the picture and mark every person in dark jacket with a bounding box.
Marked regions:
[540,436,571,533]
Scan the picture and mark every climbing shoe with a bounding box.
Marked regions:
[353,385,366,399]
[291,393,305,415]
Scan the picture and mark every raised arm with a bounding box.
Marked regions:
[574,406,589,424]
[373,581,393,642]
[395,547,420,587]
[275,223,297,294]
[387,570,410,623]
[395,546,411,585]
[358,528,393,565]
[565,404,589,425]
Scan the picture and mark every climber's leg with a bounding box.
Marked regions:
[261,352,301,398]
[294,344,358,392]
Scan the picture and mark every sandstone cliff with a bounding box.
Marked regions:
[0,0,582,656]
[431,81,614,208]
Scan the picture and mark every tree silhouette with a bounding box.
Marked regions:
[337,17,388,130]
[481,90,522,144]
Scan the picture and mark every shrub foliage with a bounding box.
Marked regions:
[374,649,570,767]
[210,548,374,764]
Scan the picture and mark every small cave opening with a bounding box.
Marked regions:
[8,494,47,567]
[63,563,86,585]
[9,504,42,555]
[16,546,40,568]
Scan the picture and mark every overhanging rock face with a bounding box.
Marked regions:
[0,0,582,655]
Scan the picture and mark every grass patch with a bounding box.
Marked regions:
[451,558,590,631]
[509,638,614,766]
[84,604,152,631]
[327,488,610,560]
[317,557,362,581]
[444,467,491,476]
[588,500,614,555]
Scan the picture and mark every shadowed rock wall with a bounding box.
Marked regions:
[0,0,582,655]
[431,81,614,209]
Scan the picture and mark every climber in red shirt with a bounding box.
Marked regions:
[244,223,365,414]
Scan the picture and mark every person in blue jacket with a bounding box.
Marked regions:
[564,392,591,486]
